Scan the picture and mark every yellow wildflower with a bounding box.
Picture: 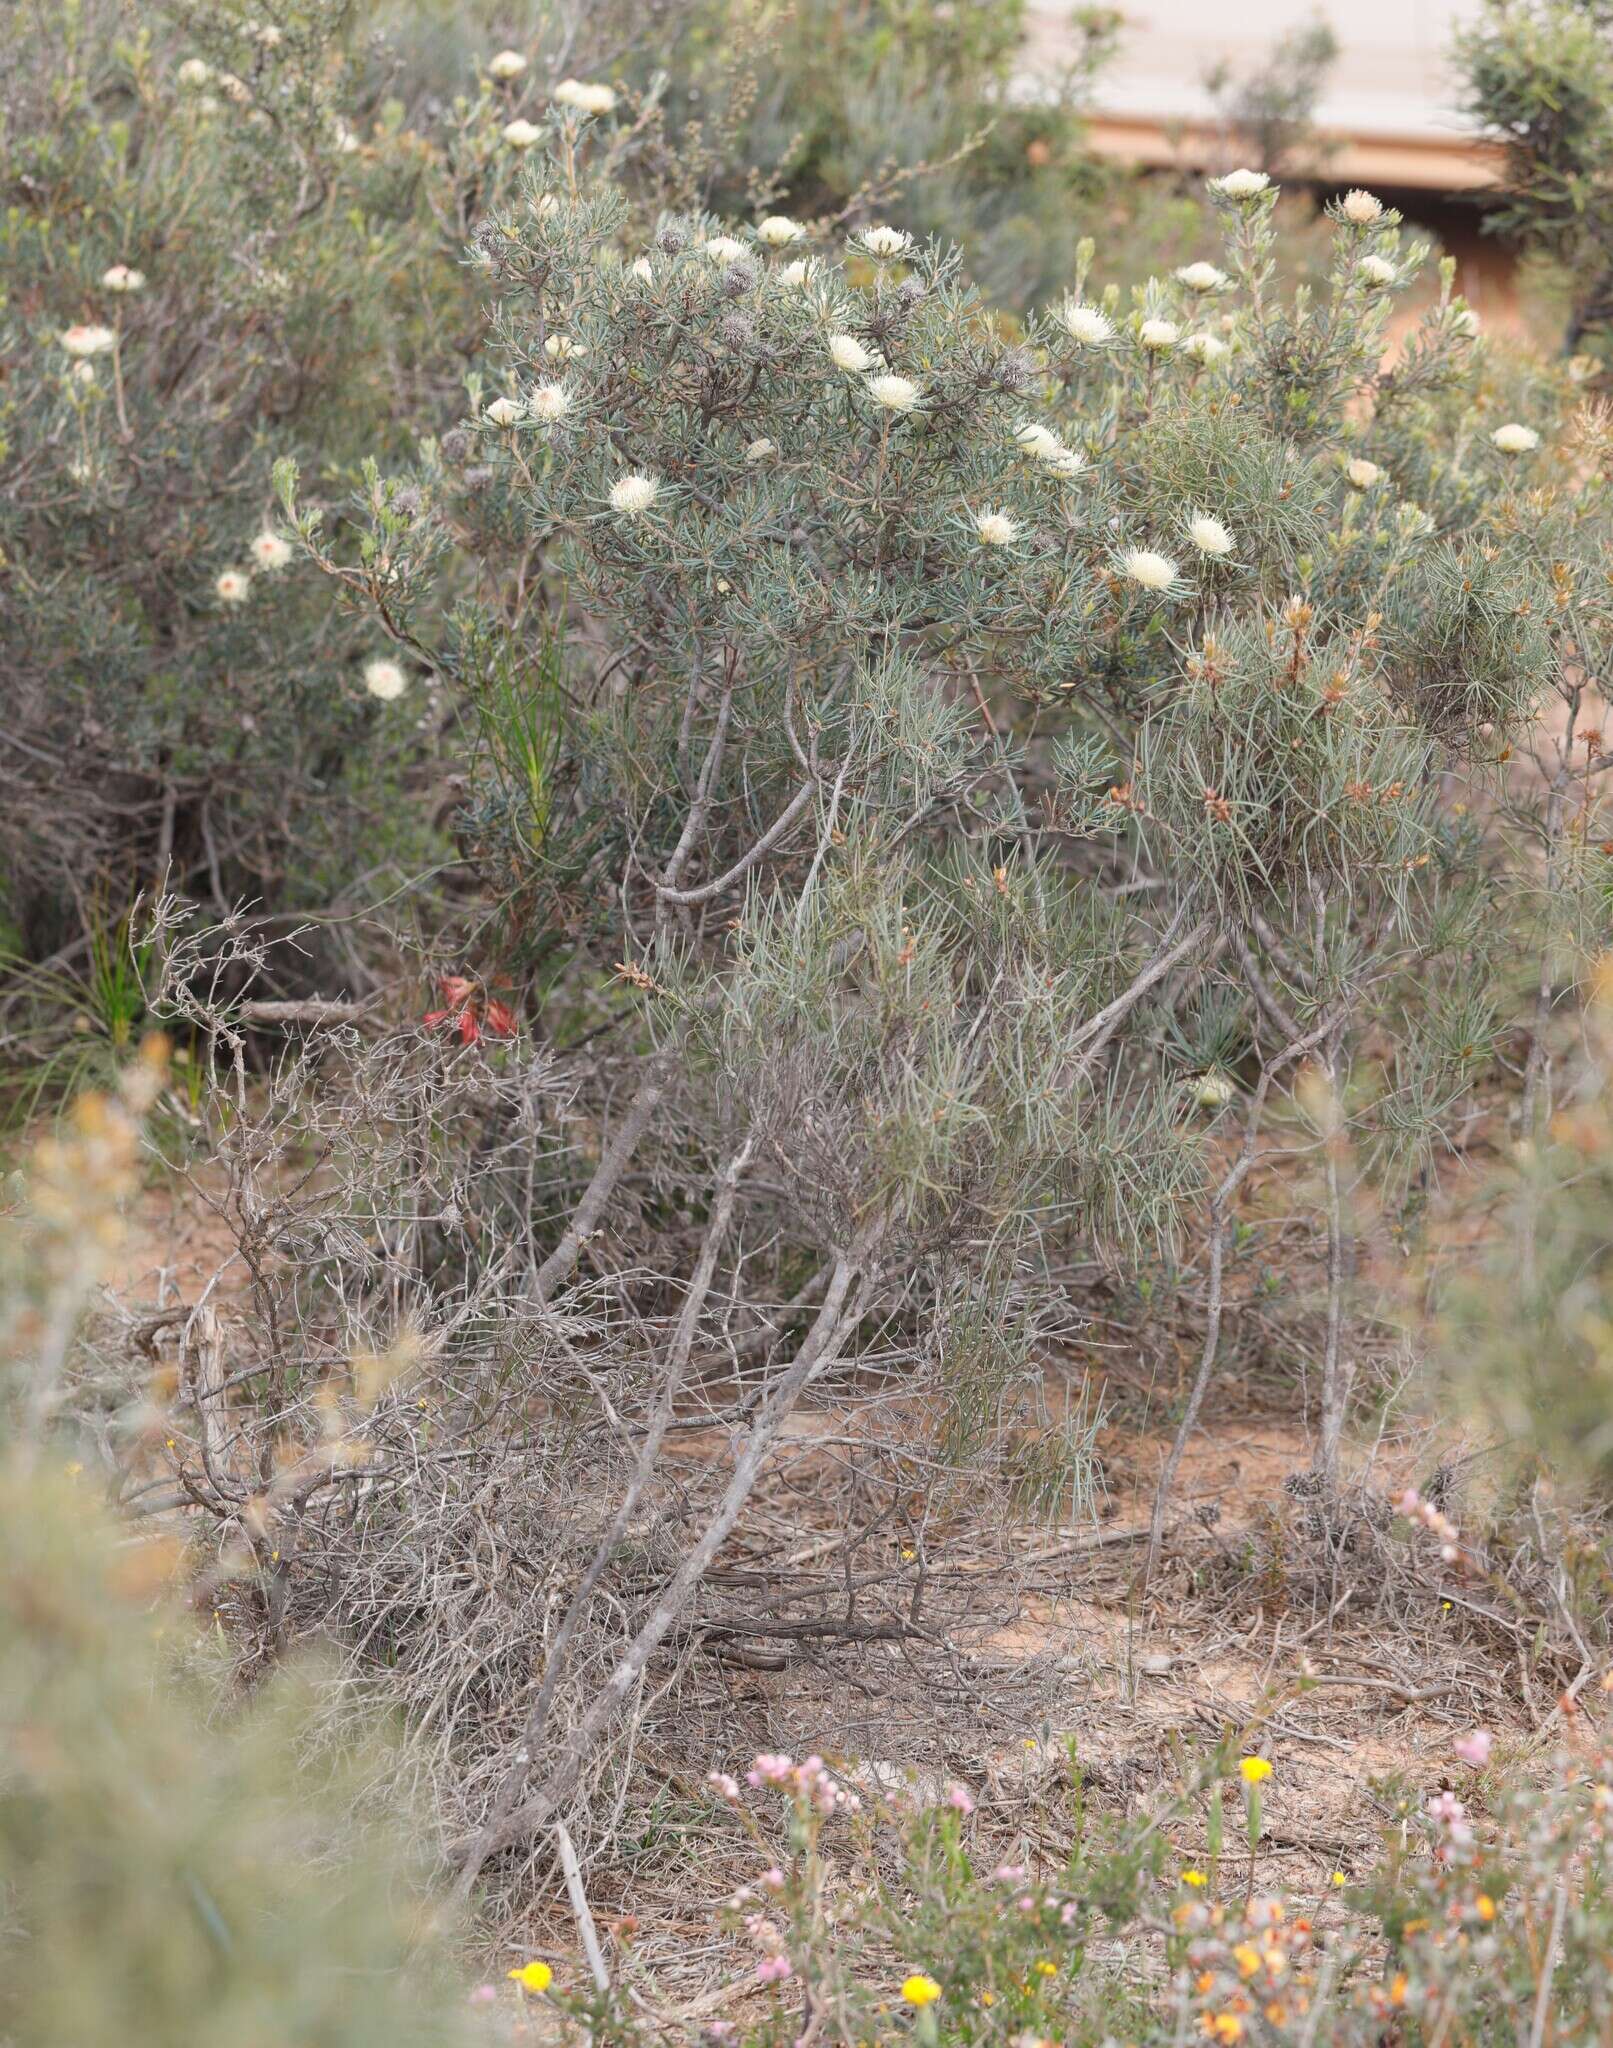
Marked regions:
[507,1961,553,1994]
[1238,1757,1273,1785]
[902,1975,942,2008]
[1233,1943,1261,1979]
[1181,1869,1208,1887]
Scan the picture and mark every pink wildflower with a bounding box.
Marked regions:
[756,1955,794,1985]
[1454,1730,1492,1768]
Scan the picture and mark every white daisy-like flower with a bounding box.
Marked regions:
[1122,549,1179,591]
[251,531,293,571]
[553,78,617,116]
[610,472,661,515]
[702,234,748,264]
[1014,421,1061,461]
[973,508,1019,547]
[828,333,875,373]
[1182,332,1229,364]
[1175,262,1229,294]
[485,396,523,426]
[777,259,813,288]
[215,569,252,605]
[1345,457,1382,489]
[857,224,913,260]
[1340,188,1383,225]
[1357,254,1397,287]
[502,118,542,148]
[1491,421,1540,453]
[744,437,776,461]
[1213,168,1271,199]
[1188,513,1234,557]
[1139,318,1179,350]
[629,256,653,282]
[866,372,920,412]
[528,383,572,423]
[102,263,146,293]
[1057,300,1114,345]
[543,334,587,362]
[364,658,407,700]
[488,49,528,80]
[177,57,212,88]
[756,215,804,247]
[59,324,115,358]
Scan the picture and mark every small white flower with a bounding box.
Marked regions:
[1046,446,1086,479]
[1213,168,1271,199]
[1345,457,1382,489]
[744,437,776,461]
[543,334,587,361]
[553,78,617,116]
[777,259,812,288]
[629,256,653,282]
[59,324,115,358]
[1122,549,1179,591]
[1358,254,1397,287]
[533,193,561,219]
[1057,300,1114,345]
[251,22,283,48]
[1189,513,1234,557]
[757,215,804,247]
[973,508,1019,547]
[485,395,523,426]
[488,49,529,80]
[1175,262,1229,294]
[177,57,212,88]
[71,361,98,386]
[1194,1071,1236,1109]
[857,224,912,260]
[610,472,660,515]
[1491,421,1540,453]
[215,569,252,605]
[251,531,293,571]
[828,333,875,373]
[364,658,407,700]
[866,372,920,412]
[1139,318,1179,350]
[1182,331,1229,364]
[1014,421,1061,460]
[529,383,572,423]
[101,263,146,293]
[703,234,748,264]
[1340,188,1383,225]
[502,118,542,148]
[1396,501,1434,536]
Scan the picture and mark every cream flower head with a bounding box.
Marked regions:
[484,396,523,426]
[777,259,813,289]
[1122,549,1178,591]
[502,118,542,148]
[857,224,913,260]
[1057,300,1114,345]
[488,49,529,80]
[102,264,146,293]
[1213,168,1270,199]
[59,324,115,358]
[529,383,572,423]
[1046,446,1086,479]
[866,372,920,412]
[827,333,875,373]
[1491,421,1540,453]
[1340,188,1384,225]
[553,79,617,116]
[215,569,252,605]
[744,437,776,461]
[1175,262,1228,294]
[628,256,653,282]
[610,473,661,515]
[1182,332,1228,364]
[251,531,293,571]
[1357,254,1397,286]
[1345,457,1382,489]
[973,509,1019,547]
[1139,318,1179,350]
[177,57,212,88]
[756,215,804,247]
[1188,513,1234,557]
[543,334,587,362]
[703,234,747,264]
[363,658,407,700]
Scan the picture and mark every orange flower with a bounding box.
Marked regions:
[1232,1944,1261,1980]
